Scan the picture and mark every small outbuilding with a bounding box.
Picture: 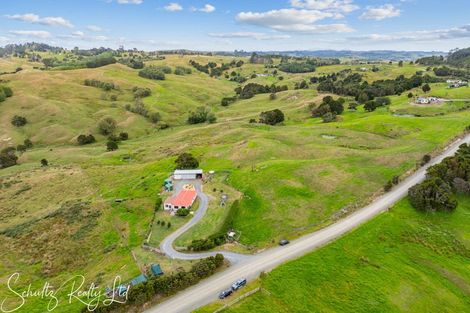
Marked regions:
[173,169,203,180]
[151,264,164,276]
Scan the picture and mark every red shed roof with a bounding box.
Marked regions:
[165,189,197,207]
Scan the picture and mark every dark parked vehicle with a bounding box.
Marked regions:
[231,278,247,290]
[218,288,233,299]
[279,239,290,246]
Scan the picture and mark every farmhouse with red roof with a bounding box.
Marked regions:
[164,185,197,214]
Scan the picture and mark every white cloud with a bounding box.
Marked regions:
[360,4,401,21]
[194,4,216,13]
[117,0,143,4]
[201,4,215,13]
[290,0,359,13]
[86,25,103,32]
[236,9,353,33]
[9,30,52,38]
[350,24,470,42]
[164,3,183,12]
[6,13,74,28]
[209,32,291,40]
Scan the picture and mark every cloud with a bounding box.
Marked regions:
[208,32,291,40]
[86,25,103,32]
[164,3,183,12]
[192,4,215,13]
[6,13,74,28]
[290,0,359,13]
[350,24,470,42]
[9,30,52,38]
[117,0,143,4]
[236,9,353,33]
[360,4,401,21]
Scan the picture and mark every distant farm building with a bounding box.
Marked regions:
[415,97,440,104]
[151,264,164,276]
[164,184,197,214]
[447,79,468,88]
[173,169,203,180]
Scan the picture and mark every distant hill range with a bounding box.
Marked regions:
[226,50,444,61]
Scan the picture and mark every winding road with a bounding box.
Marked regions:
[150,134,470,313]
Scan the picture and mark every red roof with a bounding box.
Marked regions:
[165,190,197,207]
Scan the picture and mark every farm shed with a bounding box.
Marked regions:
[151,264,164,276]
[173,169,203,180]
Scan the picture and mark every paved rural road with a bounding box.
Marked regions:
[149,134,470,313]
[160,181,252,263]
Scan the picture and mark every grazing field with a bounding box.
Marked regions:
[197,197,470,313]
[1,54,470,312]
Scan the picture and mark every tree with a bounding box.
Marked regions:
[357,92,369,104]
[11,115,27,127]
[77,134,96,145]
[364,100,377,112]
[187,107,216,124]
[24,139,33,149]
[322,112,336,123]
[409,177,457,212]
[175,152,199,169]
[149,112,161,124]
[0,147,18,169]
[421,154,431,166]
[119,132,129,141]
[259,109,285,125]
[408,92,413,98]
[98,117,117,135]
[106,141,118,151]
[40,159,48,166]
[398,61,404,67]
[422,83,431,93]
[176,208,190,217]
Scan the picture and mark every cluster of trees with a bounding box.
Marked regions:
[77,134,96,145]
[228,71,247,84]
[259,109,285,125]
[364,96,391,112]
[433,66,468,78]
[138,66,166,80]
[174,66,192,75]
[235,83,288,100]
[318,73,439,103]
[278,60,316,73]
[84,79,117,91]
[294,80,309,90]
[132,87,151,99]
[189,59,242,77]
[125,100,161,124]
[16,138,33,153]
[88,255,224,313]
[312,96,345,123]
[249,53,273,65]
[11,115,27,127]
[175,152,199,169]
[416,55,445,66]
[409,143,470,212]
[0,85,13,102]
[119,57,144,69]
[187,106,216,124]
[84,53,117,68]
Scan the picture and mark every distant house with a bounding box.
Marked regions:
[447,79,468,88]
[415,97,440,104]
[151,264,164,276]
[173,169,203,180]
[164,185,197,214]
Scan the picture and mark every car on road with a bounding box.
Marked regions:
[218,288,233,299]
[231,278,247,290]
[279,239,290,246]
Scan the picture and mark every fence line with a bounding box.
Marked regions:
[213,287,261,313]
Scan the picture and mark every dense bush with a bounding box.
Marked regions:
[132,87,151,98]
[174,66,192,75]
[0,147,18,169]
[138,66,166,80]
[0,85,13,101]
[77,134,96,145]
[221,96,237,106]
[409,177,457,212]
[259,109,285,125]
[175,152,199,169]
[187,107,216,124]
[279,61,316,73]
[312,96,345,117]
[11,115,27,127]
[119,57,144,69]
[176,208,190,217]
[84,79,117,91]
[85,53,116,68]
[106,141,118,151]
[98,117,117,135]
[236,83,288,100]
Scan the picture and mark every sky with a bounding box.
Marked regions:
[1,0,470,52]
